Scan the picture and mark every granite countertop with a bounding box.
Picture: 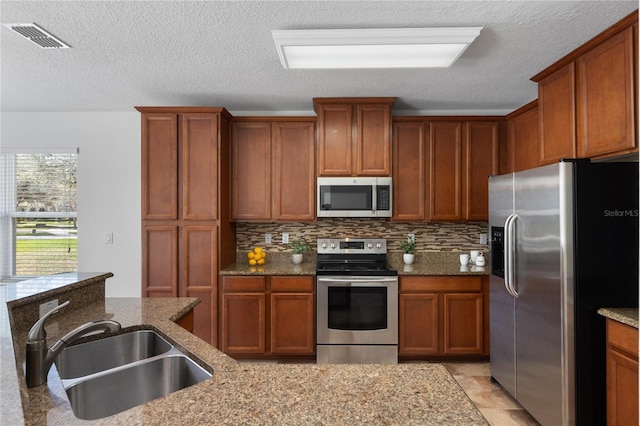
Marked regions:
[2,273,488,425]
[220,251,489,276]
[597,307,639,329]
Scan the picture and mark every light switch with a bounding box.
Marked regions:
[282,233,289,244]
[105,232,114,244]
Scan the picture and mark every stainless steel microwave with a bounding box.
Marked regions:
[317,177,392,218]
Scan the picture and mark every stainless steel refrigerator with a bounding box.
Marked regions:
[489,159,638,426]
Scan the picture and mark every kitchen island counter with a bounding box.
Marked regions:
[2,273,487,425]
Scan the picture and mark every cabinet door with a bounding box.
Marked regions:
[577,27,636,158]
[427,122,463,221]
[464,122,499,221]
[220,276,266,354]
[181,225,218,345]
[538,62,576,164]
[181,114,219,220]
[231,122,272,220]
[142,225,178,297]
[142,114,178,220]
[273,122,316,221]
[392,121,426,221]
[399,293,439,355]
[508,105,540,172]
[270,293,315,354]
[443,293,483,354]
[317,103,353,176]
[356,103,392,176]
[607,348,639,426]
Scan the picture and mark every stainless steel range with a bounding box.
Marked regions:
[316,238,398,364]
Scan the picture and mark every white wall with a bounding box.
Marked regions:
[2,112,141,297]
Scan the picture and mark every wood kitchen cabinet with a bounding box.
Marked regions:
[427,121,464,221]
[463,121,499,221]
[314,97,396,176]
[605,318,639,426]
[506,100,540,173]
[426,120,499,222]
[137,107,236,346]
[576,26,636,158]
[220,275,315,357]
[392,120,426,221]
[399,275,488,358]
[537,62,577,165]
[532,11,638,163]
[231,118,315,221]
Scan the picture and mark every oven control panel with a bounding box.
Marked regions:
[317,238,387,254]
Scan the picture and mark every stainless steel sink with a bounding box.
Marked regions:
[64,354,212,420]
[53,329,213,420]
[55,330,172,379]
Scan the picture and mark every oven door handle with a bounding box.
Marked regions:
[317,277,398,283]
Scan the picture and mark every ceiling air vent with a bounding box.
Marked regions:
[4,23,71,49]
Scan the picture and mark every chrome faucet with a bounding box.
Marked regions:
[25,300,122,387]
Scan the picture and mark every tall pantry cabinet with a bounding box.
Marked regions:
[136,107,236,346]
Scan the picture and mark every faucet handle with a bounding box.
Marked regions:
[27,300,70,343]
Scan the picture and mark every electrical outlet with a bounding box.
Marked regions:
[265,233,272,244]
[105,232,113,244]
[408,234,415,243]
[282,233,289,244]
[480,233,488,245]
[39,299,59,318]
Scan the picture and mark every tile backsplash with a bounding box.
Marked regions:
[236,219,489,253]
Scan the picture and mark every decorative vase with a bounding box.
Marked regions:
[292,253,303,264]
[403,253,415,265]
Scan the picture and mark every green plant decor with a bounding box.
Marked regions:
[400,240,415,254]
[289,238,309,255]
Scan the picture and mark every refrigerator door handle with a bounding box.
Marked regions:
[507,213,519,298]
[504,213,519,298]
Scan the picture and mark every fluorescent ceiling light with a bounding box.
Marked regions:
[272,28,482,69]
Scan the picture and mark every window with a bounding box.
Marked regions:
[1,148,78,281]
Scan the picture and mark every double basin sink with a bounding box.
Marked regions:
[54,329,212,420]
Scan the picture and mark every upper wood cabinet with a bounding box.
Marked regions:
[231,121,272,221]
[538,62,576,165]
[141,113,179,220]
[231,119,315,221]
[464,121,499,221]
[506,101,540,173]
[393,118,499,222]
[314,97,396,176]
[141,112,222,220]
[576,27,636,158]
[427,121,464,221]
[532,11,638,162]
[392,121,426,221]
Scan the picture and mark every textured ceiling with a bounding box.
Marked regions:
[1,1,637,115]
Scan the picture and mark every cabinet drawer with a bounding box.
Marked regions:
[607,319,639,358]
[400,276,482,293]
[222,276,266,292]
[270,276,314,292]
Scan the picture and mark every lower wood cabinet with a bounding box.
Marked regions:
[399,275,489,357]
[605,318,638,426]
[220,275,315,357]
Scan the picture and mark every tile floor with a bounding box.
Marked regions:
[444,362,540,426]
